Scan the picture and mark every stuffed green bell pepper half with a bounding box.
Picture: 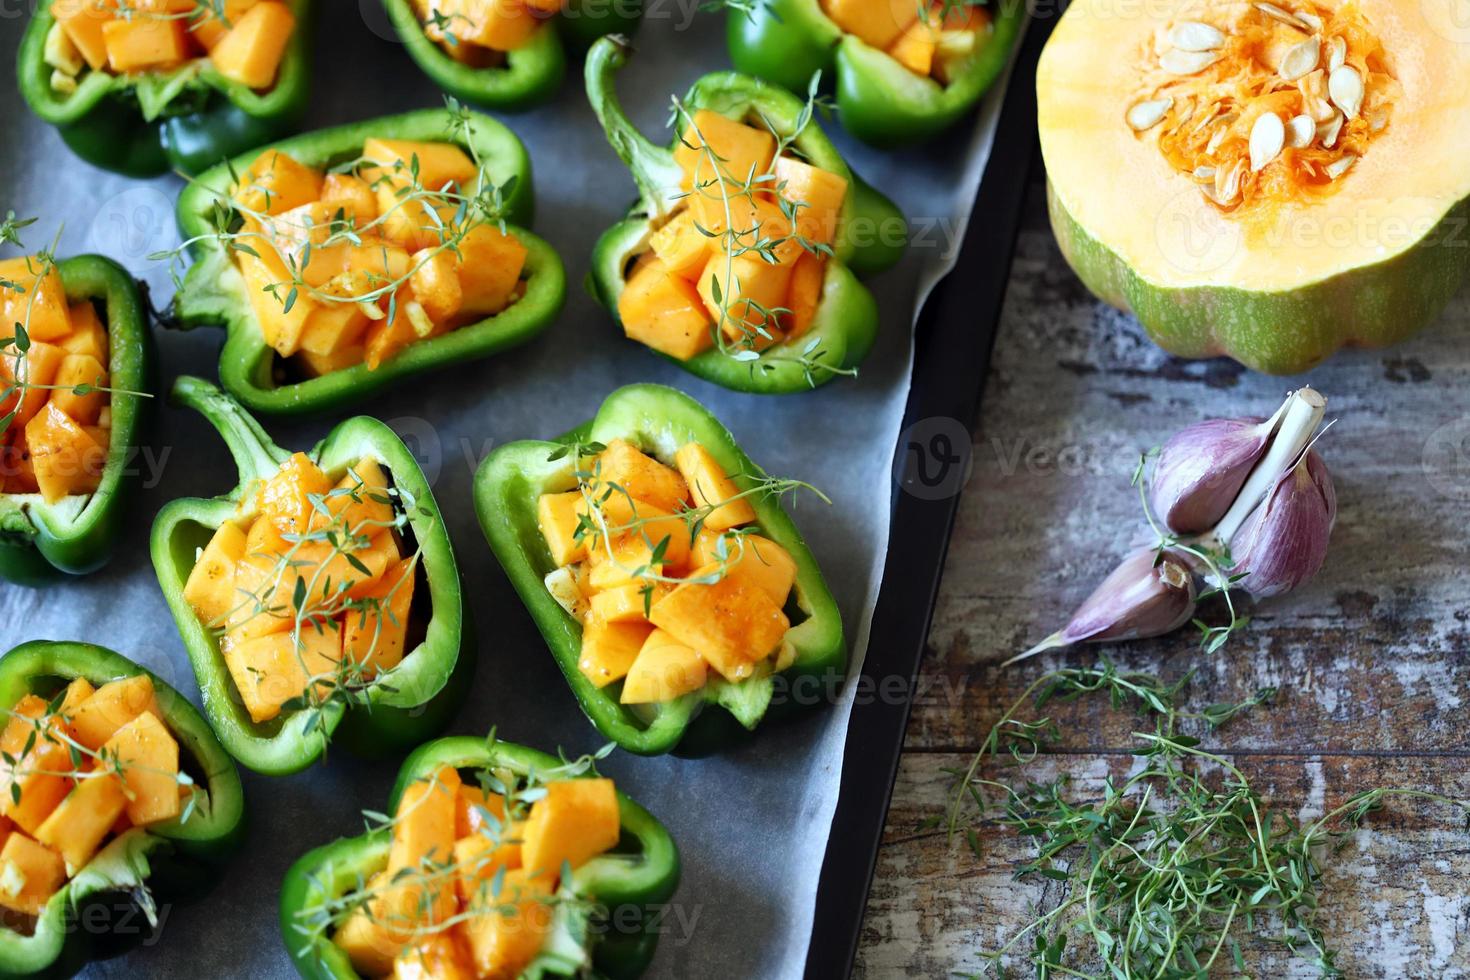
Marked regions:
[150,376,469,776]
[585,36,905,394]
[475,383,846,756]
[2,250,154,586]
[170,105,566,416]
[280,733,678,979]
[726,0,1025,146]
[382,0,641,111]
[18,0,312,177]
[0,640,244,979]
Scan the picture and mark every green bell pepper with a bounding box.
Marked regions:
[725,0,1025,146]
[16,0,312,177]
[474,383,846,756]
[381,0,640,111]
[149,376,470,776]
[584,36,902,394]
[279,733,679,980]
[171,107,566,416]
[1,255,154,587]
[0,640,245,980]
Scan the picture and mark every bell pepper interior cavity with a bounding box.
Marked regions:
[19,0,312,176]
[171,108,565,415]
[0,640,244,977]
[0,251,151,584]
[476,384,846,755]
[151,376,467,774]
[282,735,679,980]
[585,36,893,394]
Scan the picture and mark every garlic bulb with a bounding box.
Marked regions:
[1228,450,1337,598]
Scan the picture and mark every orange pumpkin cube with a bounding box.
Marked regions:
[649,563,790,680]
[50,0,116,71]
[25,403,105,503]
[694,532,797,607]
[689,195,803,267]
[0,342,64,431]
[594,439,689,512]
[233,149,324,217]
[384,765,460,931]
[319,172,379,224]
[100,710,180,826]
[298,301,370,357]
[258,451,333,536]
[189,0,260,50]
[296,344,365,377]
[520,778,620,876]
[0,833,66,916]
[0,695,75,836]
[457,0,541,51]
[102,16,188,72]
[456,224,527,316]
[588,581,671,624]
[59,301,108,361]
[783,251,825,340]
[578,617,652,688]
[236,248,316,356]
[888,16,936,75]
[457,869,553,978]
[49,352,108,425]
[342,557,416,676]
[36,770,127,872]
[697,251,793,346]
[211,0,296,89]
[0,256,72,343]
[183,520,248,626]
[537,490,589,565]
[324,458,395,536]
[393,932,476,980]
[822,0,918,49]
[362,138,479,193]
[409,247,463,323]
[617,255,713,361]
[674,441,756,531]
[621,629,707,704]
[334,873,402,976]
[455,783,506,838]
[453,824,524,904]
[69,674,163,752]
[223,627,345,723]
[673,109,776,195]
[648,208,712,281]
[774,155,849,247]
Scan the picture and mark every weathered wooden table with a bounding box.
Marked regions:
[853,161,1470,977]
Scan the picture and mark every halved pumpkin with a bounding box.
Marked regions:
[1037,0,1470,374]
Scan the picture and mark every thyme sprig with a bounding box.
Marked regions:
[944,662,1468,978]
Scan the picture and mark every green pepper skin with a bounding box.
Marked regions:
[279,734,679,980]
[0,256,154,586]
[0,640,245,980]
[726,0,1026,146]
[149,376,470,776]
[584,37,900,394]
[171,107,564,416]
[16,0,312,177]
[475,384,847,756]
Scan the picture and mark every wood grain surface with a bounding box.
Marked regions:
[853,166,1470,977]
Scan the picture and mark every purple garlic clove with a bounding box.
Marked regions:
[1007,548,1197,665]
[1227,450,1336,599]
[1150,417,1273,534]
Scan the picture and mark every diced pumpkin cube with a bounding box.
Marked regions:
[59,677,96,713]
[453,824,523,905]
[456,225,526,316]
[233,149,324,217]
[384,765,460,930]
[673,109,776,195]
[49,352,108,425]
[617,255,713,361]
[362,138,478,194]
[578,617,652,688]
[537,491,589,565]
[50,0,115,71]
[26,403,105,503]
[588,581,670,624]
[189,0,260,50]
[409,248,462,323]
[585,526,686,591]
[226,517,295,640]
[258,451,332,536]
[822,0,918,49]
[774,155,848,247]
[183,520,248,626]
[0,833,66,916]
[456,783,506,839]
[394,932,476,980]
[334,874,402,977]
[296,344,365,377]
[102,16,187,71]
[521,778,620,876]
[674,442,756,531]
[223,627,343,723]
[59,300,107,361]
[236,248,315,356]
[457,869,552,979]
[320,242,412,302]
[456,0,540,51]
[299,301,370,357]
[783,251,825,340]
[697,251,793,345]
[594,439,689,512]
[0,257,71,343]
[101,710,180,826]
[649,563,790,681]
[621,629,707,704]
[70,674,162,751]
[0,431,38,495]
[342,557,416,676]
[0,695,74,836]
[319,172,378,224]
[363,295,420,371]
[35,770,127,872]
[649,209,712,281]
[210,0,295,88]
[888,15,936,75]
[326,458,395,536]
[688,195,803,267]
[0,342,64,431]
[695,532,796,607]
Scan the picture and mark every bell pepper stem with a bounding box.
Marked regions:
[585,36,683,219]
[172,374,289,487]
[1204,386,1326,551]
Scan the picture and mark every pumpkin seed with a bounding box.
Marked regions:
[1169,21,1226,51]
[1316,110,1343,147]
[1286,114,1315,147]
[1254,1,1309,30]
[1298,10,1323,29]
[1206,123,1230,155]
[1328,64,1363,118]
[1193,165,1217,181]
[1127,97,1174,130]
[1215,159,1244,203]
[1161,49,1222,75]
[1325,154,1356,179]
[1308,96,1336,122]
[1279,38,1319,81]
[1249,112,1285,171]
[1326,35,1347,71]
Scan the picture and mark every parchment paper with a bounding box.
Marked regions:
[0,7,1013,976]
